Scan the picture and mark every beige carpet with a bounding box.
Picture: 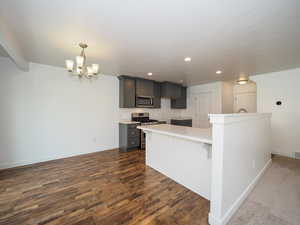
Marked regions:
[229,155,300,225]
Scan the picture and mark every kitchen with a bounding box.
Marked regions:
[118,75,257,152]
[117,75,272,225]
[118,75,192,152]
[1,1,300,225]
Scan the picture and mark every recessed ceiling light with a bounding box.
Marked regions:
[147,72,153,76]
[216,70,222,74]
[184,57,191,62]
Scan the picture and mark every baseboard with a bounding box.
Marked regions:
[208,213,222,225]
[0,147,118,170]
[0,156,62,170]
[272,152,295,159]
[209,158,272,225]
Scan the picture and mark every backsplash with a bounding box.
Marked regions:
[118,99,186,123]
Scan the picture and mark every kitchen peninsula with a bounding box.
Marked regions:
[139,113,272,225]
[138,124,212,199]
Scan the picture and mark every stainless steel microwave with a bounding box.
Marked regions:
[136,96,154,108]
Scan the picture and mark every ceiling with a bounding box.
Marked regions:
[1,0,300,85]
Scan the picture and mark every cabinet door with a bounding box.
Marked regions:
[172,83,182,99]
[119,77,136,108]
[153,82,161,108]
[161,82,181,99]
[171,86,186,108]
[136,79,154,97]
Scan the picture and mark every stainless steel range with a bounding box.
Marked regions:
[131,113,165,149]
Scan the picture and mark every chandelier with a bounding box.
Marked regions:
[65,43,100,79]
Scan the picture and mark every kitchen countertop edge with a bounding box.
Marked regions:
[119,121,141,125]
[138,124,212,145]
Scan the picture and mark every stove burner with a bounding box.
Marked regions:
[131,112,165,150]
[131,112,158,123]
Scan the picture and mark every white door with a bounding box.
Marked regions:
[234,93,257,113]
[192,92,212,128]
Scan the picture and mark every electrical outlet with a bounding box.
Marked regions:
[252,160,256,169]
[92,137,97,143]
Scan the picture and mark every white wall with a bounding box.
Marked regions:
[209,113,272,225]
[252,68,300,158]
[0,57,120,168]
[0,57,184,169]
[222,81,234,114]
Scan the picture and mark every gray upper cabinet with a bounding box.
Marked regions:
[161,82,182,99]
[136,78,154,97]
[153,82,161,108]
[171,86,187,109]
[118,76,136,108]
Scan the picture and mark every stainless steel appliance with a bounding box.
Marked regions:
[131,113,165,149]
[135,96,154,108]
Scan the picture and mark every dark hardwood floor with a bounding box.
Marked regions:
[0,149,209,225]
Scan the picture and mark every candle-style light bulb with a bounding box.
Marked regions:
[87,66,93,76]
[76,56,84,68]
[65,60,74,72]
[92,64,99,75]
[76,66,82,75]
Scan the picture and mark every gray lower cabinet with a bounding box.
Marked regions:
[171,119,192,127]
[171,86,187,109]
[153,81,161,108]
[161,82,182,99]
[119,123,141,152]
[158,121,167,124]
[119,76,136,108]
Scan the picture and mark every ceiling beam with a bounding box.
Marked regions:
[0,17,29,71]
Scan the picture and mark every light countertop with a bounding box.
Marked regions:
[119,121,140,125]
[170,117,193,120]
[209,113,271,117]
[138,124,212,144]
